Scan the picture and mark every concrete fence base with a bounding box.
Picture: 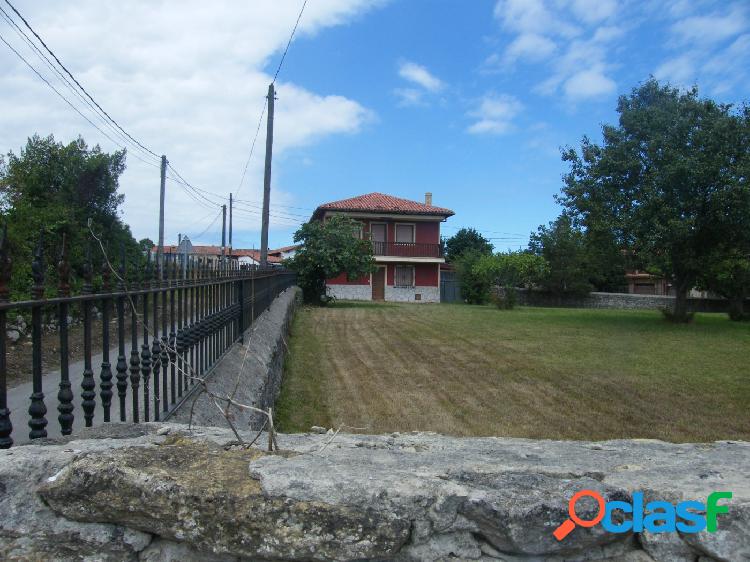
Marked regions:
[514,288,747,313]
[169,286,301,430]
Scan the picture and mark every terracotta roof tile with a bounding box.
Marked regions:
[313,192,454,218]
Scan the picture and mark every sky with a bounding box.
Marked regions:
[1,0,749,251]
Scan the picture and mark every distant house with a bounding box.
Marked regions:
[311,192,454,303]
[157,237,295,268]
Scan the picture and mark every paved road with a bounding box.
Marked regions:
[7,344,171,446]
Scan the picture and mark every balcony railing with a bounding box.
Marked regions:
[372,241,443,258]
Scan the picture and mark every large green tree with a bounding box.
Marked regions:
[286,215,375,304]
[559,79,748,321]
[444,227,493,262]
[0,134,140,298]
[529,215,593,296]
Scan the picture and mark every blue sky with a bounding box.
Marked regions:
[1,1,749,251]
[266,0,750,250]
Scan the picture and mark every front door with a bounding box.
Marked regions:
[372,267,385,301]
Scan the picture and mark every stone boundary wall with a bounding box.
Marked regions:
[2,423,748,561]
[169,286,301,430]
[515,288,748,313]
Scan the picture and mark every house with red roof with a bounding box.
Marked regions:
[311,192,454,303]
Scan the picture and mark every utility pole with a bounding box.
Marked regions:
[260,83,275,268]
[157,154,167,276]
[228,193,233,258]
[221,204,227,262]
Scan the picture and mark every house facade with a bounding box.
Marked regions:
[311,192,454,303]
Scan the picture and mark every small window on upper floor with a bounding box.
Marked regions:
[395,224,414,244]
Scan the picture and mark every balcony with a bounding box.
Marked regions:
[372,241,443,258]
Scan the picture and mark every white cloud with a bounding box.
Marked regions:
[563,67,617,98]
[467,94,522,135]
[490,0,619,101]
[670,5,747,45]
[504,33,557,63]
[393,88,424,107]
[569,0,617,25]
[0,0,384,246]
[397,61,444,92]
[654,54,697,85]
[655,3,749,94]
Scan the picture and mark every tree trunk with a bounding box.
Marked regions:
[671,284,692,323]
[728,296,747,321]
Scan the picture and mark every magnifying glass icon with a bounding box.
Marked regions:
[553,490,606,541]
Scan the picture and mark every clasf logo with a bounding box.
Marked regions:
[553,490,732,541]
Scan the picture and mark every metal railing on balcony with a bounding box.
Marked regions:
[0,229,296,448]
[371,241,443,258]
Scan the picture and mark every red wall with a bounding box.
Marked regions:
[328,272,370,285]
[415,222,440,244]
[329,264,438,287]
[415,263,439,286]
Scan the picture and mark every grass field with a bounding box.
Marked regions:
[275,302,750,442]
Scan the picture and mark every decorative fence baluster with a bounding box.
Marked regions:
[0,229,295,446]
[169,259,177,405]
[0,225,12,448]
[57,235,74,435]
[80,243,96,428]
[129,256,141,423]
[99,252,113,422]
[160,259,168,413]
[141,251,152,422]
[152,257,161,420]
[115,243,128,421]
[28,231,48,439]
[176,257,184,398]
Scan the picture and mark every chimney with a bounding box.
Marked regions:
[425,192,433,206]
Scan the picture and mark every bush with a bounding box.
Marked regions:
[455,251,490,304]
[491,286,518,310]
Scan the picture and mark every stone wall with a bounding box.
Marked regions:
[327,283,372,301]
[385,285,440,303]
[1,423,748,561]
[515,289,747,313]
[169,286,300,430]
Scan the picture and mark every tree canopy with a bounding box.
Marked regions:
[286,215,375,304]
[558,79,750,321]
[0,134,141,298]
[444,227,493,262]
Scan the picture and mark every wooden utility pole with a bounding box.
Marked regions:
[228,192,233,258]
[260,83,275,268]
[221,204,227,262]
[157,155,167,275]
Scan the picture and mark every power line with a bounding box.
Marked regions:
[188,209,223,241]
[236,0,307,198]
[272,0,308,84]
[0,6,162,167]
[3,0,161,161]
[0,29,164,172]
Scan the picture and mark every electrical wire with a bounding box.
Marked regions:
[3,0,161,160]
[236,0,307,198]
[0,30,164,171]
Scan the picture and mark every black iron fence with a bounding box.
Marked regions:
[0,230,296,448]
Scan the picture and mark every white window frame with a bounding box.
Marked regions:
[394,265,415,288]
[369,222,388,243]
[394,223,416,244]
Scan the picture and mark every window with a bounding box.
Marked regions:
[394,265,415,288]
[395,224,415,243]
[370,223,387,242]
[352,222,364,239]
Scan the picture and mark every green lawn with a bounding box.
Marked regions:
[275,302,750,442]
